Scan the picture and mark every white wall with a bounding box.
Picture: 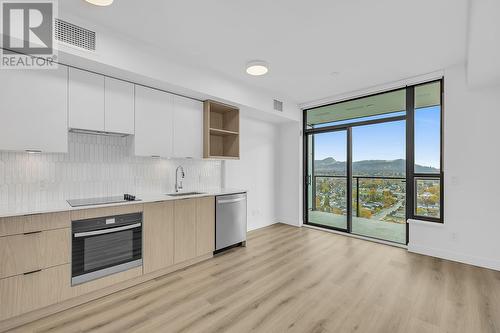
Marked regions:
[409,63,500,271]
[276,122,302,227]
[223,116,278,231]
[467,0,500,88]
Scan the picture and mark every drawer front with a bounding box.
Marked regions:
[0,229,71,279]
[0,212,70,237]
[0,216,24,238]
[0,264,71,321]
[70,204,143,221]
[0,263,142,321]
[25,212,70,234]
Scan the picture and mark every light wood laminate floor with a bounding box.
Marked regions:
[10,224,500,333]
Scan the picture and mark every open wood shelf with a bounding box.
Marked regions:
[203,100,240,159]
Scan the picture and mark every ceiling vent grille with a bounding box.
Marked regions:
[54,19,96,51]
[273,99,284,112]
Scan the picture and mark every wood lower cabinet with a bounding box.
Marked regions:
[196,196,215,256]
[143,201,175,274]
[0,196,216,323]
[0,228,70,279]
[174,199,197,264]
[143,197,215,271]
[0,264,69,321]
[0,263,143,321]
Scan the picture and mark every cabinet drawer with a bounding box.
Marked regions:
[0,263,143,321]
[0,264,71,321]
[0,212,70,237]
[0,229,70,279]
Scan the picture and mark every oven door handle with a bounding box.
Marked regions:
[74,223,141,238]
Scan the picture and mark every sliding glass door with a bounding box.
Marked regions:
[351,120,406,243]
[306,130,348,231]
[305,119,406,244]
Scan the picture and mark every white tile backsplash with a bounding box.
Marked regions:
[0,132,222,206]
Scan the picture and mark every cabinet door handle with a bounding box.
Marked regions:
[24,269,42,275]
[24,231,42,235]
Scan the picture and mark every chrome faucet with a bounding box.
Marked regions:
[175,165,185,192]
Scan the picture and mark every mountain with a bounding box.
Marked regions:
[314,158,438,176]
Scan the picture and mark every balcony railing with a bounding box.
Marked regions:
[311,175,406,222]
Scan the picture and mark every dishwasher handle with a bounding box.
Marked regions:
[217,197,245,204]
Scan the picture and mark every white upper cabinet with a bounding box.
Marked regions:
[68,68,105,132]
[172,95,203,158]
[104,77,135,134]
[0,65,68,153]
[69,68,135,135]
[134,85,173,157]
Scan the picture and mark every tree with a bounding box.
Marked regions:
[359,207,372,219]
[321,196,332,212]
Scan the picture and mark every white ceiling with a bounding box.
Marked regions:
[60,0,469,105]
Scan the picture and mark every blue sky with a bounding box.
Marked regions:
[312,106,440,169]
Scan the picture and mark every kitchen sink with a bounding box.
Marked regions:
[166,192,205,197]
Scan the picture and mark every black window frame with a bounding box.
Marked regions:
[303,79,444,246]
[408,79,444,223]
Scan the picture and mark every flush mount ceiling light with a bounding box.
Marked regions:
[246,61,269,76]
[85,0,114,6]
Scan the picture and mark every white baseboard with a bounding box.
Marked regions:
[408,244,500,271]
[273,218,301,227]
[247,220,278,232]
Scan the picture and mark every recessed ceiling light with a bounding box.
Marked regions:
[85,0,114,6]
[246,61,269,76]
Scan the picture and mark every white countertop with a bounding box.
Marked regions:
[0,188,247,218]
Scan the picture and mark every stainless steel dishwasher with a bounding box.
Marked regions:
[216,193,247,252]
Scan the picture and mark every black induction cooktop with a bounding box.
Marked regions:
[67,194,140,207]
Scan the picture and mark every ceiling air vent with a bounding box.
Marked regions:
[54,19,96,51]
[273,99,283,112]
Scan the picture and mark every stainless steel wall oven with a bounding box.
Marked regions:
[71,212,142,285]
